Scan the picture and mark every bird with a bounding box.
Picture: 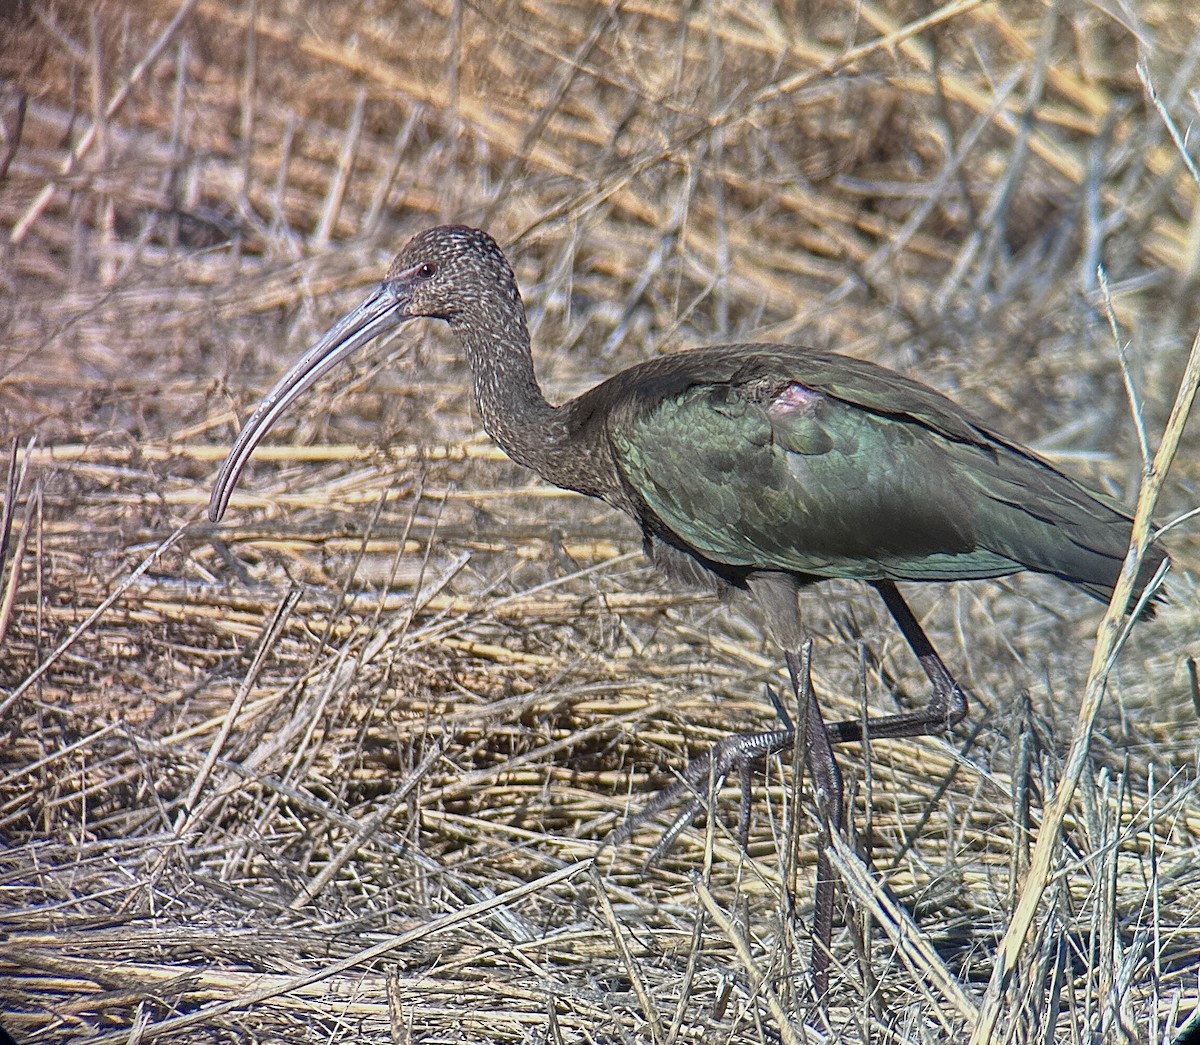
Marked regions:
[208,224,1167,1000]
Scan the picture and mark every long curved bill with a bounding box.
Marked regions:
[208,281,412,522]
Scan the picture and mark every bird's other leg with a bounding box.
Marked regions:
[605,580,965,860]
[826,580,968,745]
[784,646,842,1003]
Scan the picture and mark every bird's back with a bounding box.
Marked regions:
[564,344,1165,607]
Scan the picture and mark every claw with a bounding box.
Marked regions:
[603,725,796,863]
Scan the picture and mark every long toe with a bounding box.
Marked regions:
[604,726,796,862]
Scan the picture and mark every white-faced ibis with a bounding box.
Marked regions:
[208,225,1167,999]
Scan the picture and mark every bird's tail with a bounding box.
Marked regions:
[971,447,1167,616]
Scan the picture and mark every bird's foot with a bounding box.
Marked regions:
[603,723,795,866]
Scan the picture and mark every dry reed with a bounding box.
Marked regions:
[2,1,1199,1042]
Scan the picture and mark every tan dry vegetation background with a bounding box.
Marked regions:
[2,0,1200,1042]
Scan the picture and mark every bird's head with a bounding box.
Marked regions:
[383,225,522,325]
[207,224,519,523]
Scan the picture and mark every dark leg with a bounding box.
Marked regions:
[606,582,967,960]
[608,580,967,830]
[606,582,967,845]
[784,648,842,1002]
[826,580,968,744]
[602,580,971,1011]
